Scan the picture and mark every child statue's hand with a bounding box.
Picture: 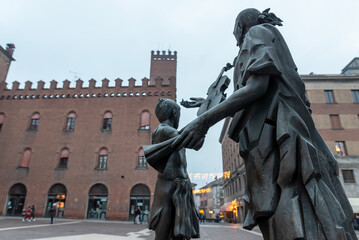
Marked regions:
[172,117,207,151]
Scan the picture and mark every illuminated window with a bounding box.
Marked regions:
[140,111,150,130]
[20,149,32,168]
[102,111,112,130]
[97,148,108,169]
[352,90,359,103]
[58,148,69,169]
[342,170,355,183]
[29,113,40,130]
[136,148,147,169]
[324,90,335,104]
[335,141,347,156]
[65,112,76,131]
[329,114,342,129]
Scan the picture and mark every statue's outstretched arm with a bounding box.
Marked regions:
[172,74,269,150]
[181,60,235,112]
[180,97,206,108]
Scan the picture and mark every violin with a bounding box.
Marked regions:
[196,62,234,116]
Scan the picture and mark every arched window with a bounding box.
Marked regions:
[102,111,112,130]
[97,148,108,169]
[136,148,147,169]
[29,113,40,130]
[65,112,76,131]
[140,111,150,130]
[0,113,4,133]
[20,149,32,168]
[58,148,69,169]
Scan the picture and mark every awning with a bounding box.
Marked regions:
[348,198,359,212]
[226,202,234,211]
[220,200,238,212]
[219,203,228,212]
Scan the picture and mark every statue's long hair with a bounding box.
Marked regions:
[236,8,283,47]
[258,8,283,26]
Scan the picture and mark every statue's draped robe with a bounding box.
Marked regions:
[228,23,357,240]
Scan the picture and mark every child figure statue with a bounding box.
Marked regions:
[143,98,200,240]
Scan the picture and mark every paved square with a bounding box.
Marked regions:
[0,217,265,240]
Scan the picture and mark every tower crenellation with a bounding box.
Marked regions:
[0,77,176,101]
[0,48,177,100]
[50,80,58,90]
[63,80,70,89]
[37,80,45,90]
[25,81,32,90]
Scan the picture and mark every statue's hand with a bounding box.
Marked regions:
[180,97,205,108]
[172,118,208,151]
[224,62,233,71]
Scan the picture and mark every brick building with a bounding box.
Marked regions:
[219,58,359,223]
[0,45,178,221]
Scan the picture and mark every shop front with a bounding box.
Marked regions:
[45,184,67,218]
[6,183,26,216]
[87,184,108,220]
[220,199,239,223]
[128,184,150,222]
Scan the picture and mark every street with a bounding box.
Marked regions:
[0,217,263,240]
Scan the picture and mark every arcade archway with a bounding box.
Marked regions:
[87,184,108,220]
[128,184,150,222]
[45,184,67,217]
[6,183,26,216]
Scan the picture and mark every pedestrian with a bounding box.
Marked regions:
[30,205,36,221]
[22,206,32,222]
[49,204,56,224]
[355,214,359,225]
[134,206,141,224]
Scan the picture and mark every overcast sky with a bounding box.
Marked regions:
[1,0,359,188]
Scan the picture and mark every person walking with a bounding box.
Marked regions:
[49,204,56,224]
[30,205,36,221]
[22,206,32,222]
[134,206,142,224]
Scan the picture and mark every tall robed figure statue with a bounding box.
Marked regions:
[174,8,357,240]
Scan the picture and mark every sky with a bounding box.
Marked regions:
[1,0,359,188]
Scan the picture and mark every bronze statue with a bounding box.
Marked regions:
[144,98,200,240]
[176,8,357,240]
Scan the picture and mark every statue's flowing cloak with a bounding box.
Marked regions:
[228,23,357,240]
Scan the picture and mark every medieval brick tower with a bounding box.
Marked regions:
[0,43,15,89]
[0,45,177,221]
[150,50,177,86]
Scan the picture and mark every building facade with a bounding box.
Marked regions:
[0,45,178,221]
[195,177,224,219]
[302,58,359,212]
[219,119,246,223]
[220,58,359,223]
